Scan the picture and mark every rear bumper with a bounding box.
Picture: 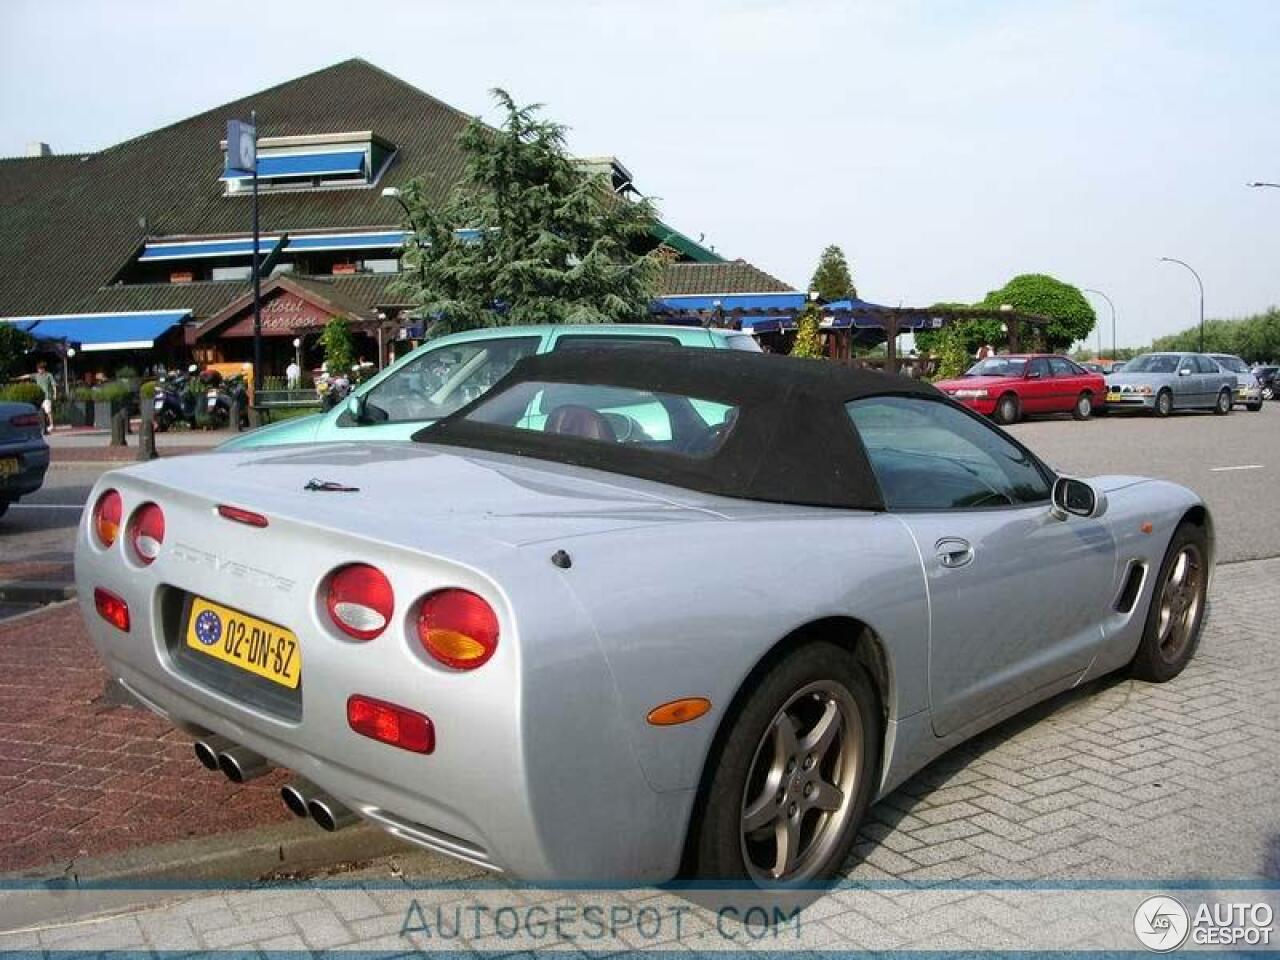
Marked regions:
[0,440,49,500]
[75,520,689,883]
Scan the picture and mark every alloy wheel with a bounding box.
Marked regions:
[739,680,862,885]
[1155,543,1203,665]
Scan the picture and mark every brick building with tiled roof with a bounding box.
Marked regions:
[0,59,796,375]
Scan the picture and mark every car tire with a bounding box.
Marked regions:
[1128,521,1209,683]
[1153,389,1173,418]
[1263,385,1275,401]
[0,501,8,519]
[993,393,1020,425]
[1213,389,1232,415]
[1071,392,1093,421]
[684,641,880,887]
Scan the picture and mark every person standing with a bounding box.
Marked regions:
[32,361,57,435]
[286,359,301,390]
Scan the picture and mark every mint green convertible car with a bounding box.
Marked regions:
[220,324,759,450]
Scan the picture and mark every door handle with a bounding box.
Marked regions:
[935,537,974,568]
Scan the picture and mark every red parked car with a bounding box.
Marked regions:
[934,354,1107,424]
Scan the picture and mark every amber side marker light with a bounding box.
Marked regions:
[647,697,712,726]
[1140,521,1154,534]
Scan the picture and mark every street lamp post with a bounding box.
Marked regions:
[1082,288,1117,360]
[1159,257,1205,353]
[381,187,426,284]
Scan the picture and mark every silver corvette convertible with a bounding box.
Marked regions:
[75,349,1212,886]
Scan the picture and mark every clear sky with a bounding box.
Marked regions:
[2,0,1277,347]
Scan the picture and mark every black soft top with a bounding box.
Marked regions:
[416,347,942,510]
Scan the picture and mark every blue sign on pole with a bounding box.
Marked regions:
[225,118,257,176]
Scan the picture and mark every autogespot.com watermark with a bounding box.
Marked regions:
[1134,895,1274,951]
[399,898,803,944]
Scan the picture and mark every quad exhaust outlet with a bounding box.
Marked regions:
[192,735,234,771]
[281,778,358,831]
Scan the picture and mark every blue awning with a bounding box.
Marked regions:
[221,151,366,181]
[24,310,191,352]
[652,292,807,313]
[284,231,408,253]
[139,236,281,261]
[822,299,943,331]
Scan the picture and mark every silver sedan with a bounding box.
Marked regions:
[1105,351,1237,416]
[75,349,1212,887]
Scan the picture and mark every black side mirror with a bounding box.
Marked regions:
[1051,476,1107,521]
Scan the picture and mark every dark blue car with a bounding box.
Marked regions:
[0,402,50,518]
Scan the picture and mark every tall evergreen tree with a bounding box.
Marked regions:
[810,245,856,302]
[394,90,661,333]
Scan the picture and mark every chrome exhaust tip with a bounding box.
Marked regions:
[307,796,358,832]
[280,779,317,818]
[216,745,271,783]
[193,735,234,771]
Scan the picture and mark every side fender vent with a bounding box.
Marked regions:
[1115,561,1147,614]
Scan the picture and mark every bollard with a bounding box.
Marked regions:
[109,407,127,447]
[138,396,158,461]
[247,405,261,429]
[230,395,244,433]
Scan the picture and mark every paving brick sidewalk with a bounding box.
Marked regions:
[0,603,289,873]
[2,557,1276,953]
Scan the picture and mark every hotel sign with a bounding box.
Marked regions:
[221,292,333,337]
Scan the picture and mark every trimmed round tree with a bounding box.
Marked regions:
[977,274,1095,353]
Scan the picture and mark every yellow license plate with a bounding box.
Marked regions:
[1106,392,1122,402]
[185,597,301,689]
[0,458,18,478]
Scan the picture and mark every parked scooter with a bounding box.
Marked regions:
[153,365,200,432]
[204,373,250,430]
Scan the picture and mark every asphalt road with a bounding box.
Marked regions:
[1007,401,1279,564]
[0,404,1275,622]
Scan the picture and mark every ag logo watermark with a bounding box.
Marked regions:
[1133,896,1190,952]
[1134,895,1275,951]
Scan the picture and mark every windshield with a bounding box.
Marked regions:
[360,336,540,423]
[1123,354,1181,374]
[1212,356,1248,373]
[451,380,738,458]
[965,357,1026,378]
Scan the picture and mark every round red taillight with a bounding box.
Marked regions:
[127,503,165,565]
[92,490,123,548]
[326,564,394,641]
[417,589,499,670]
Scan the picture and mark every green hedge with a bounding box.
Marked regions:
[0,382,45,406]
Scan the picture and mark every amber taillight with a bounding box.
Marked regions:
[416,589,499,670]
[92,490,123,548]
